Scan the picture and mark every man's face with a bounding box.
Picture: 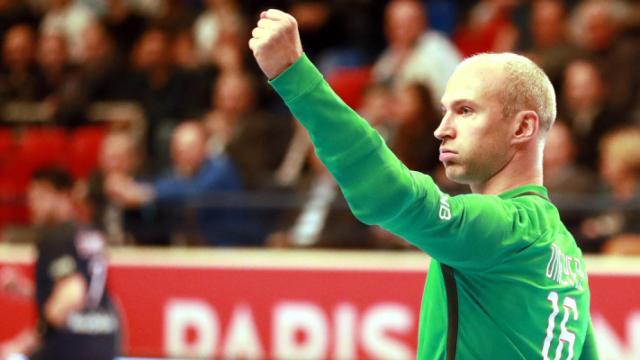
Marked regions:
[581,4,615,51]
[81,24,110,64]
[100,135,137,175]
[532,0,565,48]
[385,1,425,49]
[171,126,207,178]
[600,150,626,187]
[563,62,603,111]
[543,122,574,170]
[3,26,34,70]
[435,61,513,185]
[38,34,67,71]
[27,181,63,225]
[213,74,254,114]
[135,31,169,70]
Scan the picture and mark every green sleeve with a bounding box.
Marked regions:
[579,321,600,360]
[270,54,533,270]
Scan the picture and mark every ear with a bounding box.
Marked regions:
[512,110,539,145]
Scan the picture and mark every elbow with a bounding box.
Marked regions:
[351,206,390,226]
[349,195,409,226]
[343,177,418,227]
[342,194,417,228]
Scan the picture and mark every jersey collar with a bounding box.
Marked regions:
[498,184,549,200]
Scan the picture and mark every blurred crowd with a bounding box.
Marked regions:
[0,0,639,253]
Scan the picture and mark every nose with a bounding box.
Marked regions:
[434,114,455,141]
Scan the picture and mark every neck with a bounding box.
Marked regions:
[470,145,543,195]
[543,159,572,181]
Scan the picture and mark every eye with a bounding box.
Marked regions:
[459,106,473,116]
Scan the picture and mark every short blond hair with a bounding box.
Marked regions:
[461,53,557,135]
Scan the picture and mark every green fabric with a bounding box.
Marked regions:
[270,54,598,359]
[580,322,599,360]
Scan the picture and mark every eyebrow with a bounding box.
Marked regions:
[441,99,479,111]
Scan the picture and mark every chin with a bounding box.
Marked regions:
[444,165,470,184]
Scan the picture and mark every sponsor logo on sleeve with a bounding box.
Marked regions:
[438,191,451,220]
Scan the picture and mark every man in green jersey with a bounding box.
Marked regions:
[249,7,599,360]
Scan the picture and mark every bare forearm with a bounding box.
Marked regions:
[44,273,87,328]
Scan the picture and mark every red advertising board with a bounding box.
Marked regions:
[1,246,639,359]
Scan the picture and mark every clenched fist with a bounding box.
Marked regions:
[249,9,303,80]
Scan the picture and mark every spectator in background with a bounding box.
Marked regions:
[543,121,598,241]
[193,0,245,65]
[77,22,127,101]
[210,36,246,74]
[130,28,196,167]
[40,0,96,63]
[103,0,147,55]
[390,82,441,174]
[580,127,640,253]
[0,24,39,104]
[543,121,597,196]
[153,0,199,37]
[357,83,394,140]
[372,0,461,105]
[84,130,166,246]
[571,0,640,120]
[105,121,260,246]
[172,29,199,72]
[205,71,293,190]
[27,167,121,360]
[520,0,578,90]
[454,0,519,57]
[34,32,76,122]
[203,71,294,238]
[600,127,640,203]
[192,30,250,116]
[560,59,627,171]
[357,82,440,174]
[131,27,192,105]
[0,0,39,41]
[288,0,348,67]
[267,147,379,249]
[35,32,71,98]
[53,22,127,126]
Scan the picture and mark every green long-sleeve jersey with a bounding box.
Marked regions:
[269,54,598,359]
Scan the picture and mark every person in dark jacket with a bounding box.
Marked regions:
[28,167,120,360]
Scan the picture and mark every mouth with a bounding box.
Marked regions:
[439,148,457,163]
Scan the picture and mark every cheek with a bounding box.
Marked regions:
[461,124,510,167]
[29,196,49,217]
[485,134,511,162]
[458,122,500,153]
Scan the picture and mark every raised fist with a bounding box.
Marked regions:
[249,9,303,80]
